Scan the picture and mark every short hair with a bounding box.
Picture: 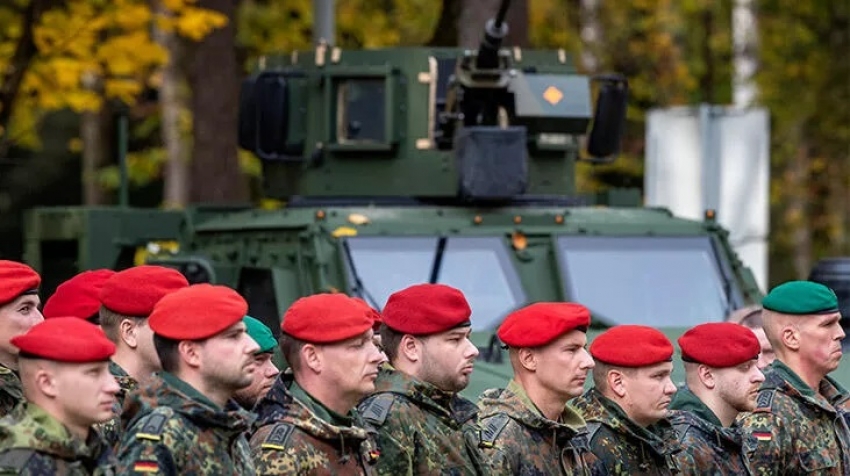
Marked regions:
[99,305,144,343]
[379,324,404,363]
[740,308,764,329]
[153,334,180,373]
[591,361,634,394]
[279,334,306,371]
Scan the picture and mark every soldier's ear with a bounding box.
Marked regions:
[119,318,138,348]
[34,365,59,398]
[517,348,537,372]
[399,335,421,363]
[781,324,800,351]
[301,344,322,373]
[178,340,202,369]
[608,369,626,398]
[697,364,716,389]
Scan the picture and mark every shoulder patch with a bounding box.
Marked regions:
[0,448,35,471]
[360,393,395,426]
[260,423,294,451]
[754,390,775,412]
[135,408,173,442]
[479,413,510,448]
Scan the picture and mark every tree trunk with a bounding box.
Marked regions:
[0,0,66,157]
[787,127,812,278]
[700,5,715,103]
[827,159,847,255]
[579,0,602,73]
[732,0,758,107]
[80,73,111,205]
[154,0,190,209]
[187,0,248,204]
[458,0,528,49]
[427,0,460,46]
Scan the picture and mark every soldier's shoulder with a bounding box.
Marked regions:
[0,448,38,474]
[251,422,297,452]
[359,392,399,427]
[478,412,513,448]
[124,406,182,444]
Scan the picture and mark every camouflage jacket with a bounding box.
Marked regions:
[572,388,681,476]
[0,403,115,475]
[357,366,485,476]
[114,372,255,475]
[739,360,850,476]
[95,361,139,448]
[477,380,593,476]
[668,387,750,476]
[249,372,380,475]
[0,365,22,418]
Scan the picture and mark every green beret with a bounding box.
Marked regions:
[243,316,277,354]
[762,280,839,315]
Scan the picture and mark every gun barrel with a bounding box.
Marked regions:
[476,0,512,70]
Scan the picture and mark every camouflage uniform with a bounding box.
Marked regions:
[0,365,22,418]
[572,387,681,475]
[739,360,850,475]
[115,372,255,475]
[0,403,115,475]
[95,361,138,447]
[477,380,593,476]
[250,372,379,475]
[357,366,485,476]
[668,387,751,475]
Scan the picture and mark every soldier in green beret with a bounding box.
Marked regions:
[740,280,850,475]
[233,316,280,410]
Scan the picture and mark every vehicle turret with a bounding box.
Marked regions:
[237,0,628,203]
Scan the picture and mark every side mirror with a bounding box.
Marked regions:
[237,71,293,161]
[585,74,629,163]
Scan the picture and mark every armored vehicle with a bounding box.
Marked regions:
[24,1,805,396]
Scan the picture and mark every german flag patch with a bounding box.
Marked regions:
[133,460,158,473]
[752,431,772,442]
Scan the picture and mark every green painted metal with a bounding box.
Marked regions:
[25,3,850,398]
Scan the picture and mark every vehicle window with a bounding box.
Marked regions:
[556,236,734,327]
[336,79,386,143]
[345,236,436,307]
[344,236,526,332]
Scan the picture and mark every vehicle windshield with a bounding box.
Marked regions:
[343,236,526,332]
[556,235,736,327]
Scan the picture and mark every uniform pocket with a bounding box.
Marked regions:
[798,450,837,472]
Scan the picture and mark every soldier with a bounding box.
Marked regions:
[250,294,385,474]
[0,260,42,417]
[740,280,850,475]
[95,265,189,446]
[669,322,765,475]
[115,284,258,475]
[233,316,280,410]
[357,283,484,475]
[42,269,115,324]
[0,317,120,474]
[477,302,596,475]
[572,325,681,475]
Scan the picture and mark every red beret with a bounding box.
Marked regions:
[148,284,248,340]
[352,297,383,331]
[43,269,116,320]
[283,293,376,343]
[100,265,189,317]
[12,317,115,362]
[382,284,471,336]
[590,325,674,367]
[678,322,760,368]
[498,302,591,348]
[0,260,40,306]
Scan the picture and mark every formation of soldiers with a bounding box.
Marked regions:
[0,258,847,475]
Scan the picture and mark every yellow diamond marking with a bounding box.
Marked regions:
[542,86,563,105]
